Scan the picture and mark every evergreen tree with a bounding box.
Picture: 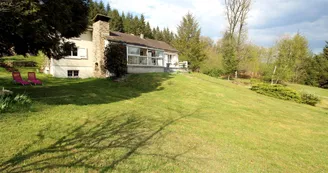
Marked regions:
[173,13,206,72]
[305,42,328,88]
[145,22,153,39]
[155,26,163,41]
[152,28,157,39]
[88,0,107,24]
[139,14,146,35]
[109,9,124,32]
[106,3,111,14]
[222,32,238,80]
[162,27,174,44]
[123,13,133,34]
[98,1,106,14]
[132,16,140,35]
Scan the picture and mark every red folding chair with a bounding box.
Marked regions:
[12,72,30,85]
[28,72,42,85]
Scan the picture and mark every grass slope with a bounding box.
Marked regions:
[0,70,327,172]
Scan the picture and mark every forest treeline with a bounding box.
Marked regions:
[88,0,175,44]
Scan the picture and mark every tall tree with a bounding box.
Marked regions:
[224,0,251,71]
[174,13,206,72]
[273,34,310,83]
[109,9,124,32]
[106,3,111,14]
[304,42,328,88]
[123,13,133,34]
[139,14,146,35]
[222,32,238,80]
[98,1,106,14]
[0,0,89,58]
[225,0,251,46]
[144,22,153,39]
[131,16,140,35]
[88,0,107,24]
[155,26,163,41]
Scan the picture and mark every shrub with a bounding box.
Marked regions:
[0,93,32,113]
[251,84,321,106]
[251,83,302,103]
[203,68,223,78]
[300,92,321,106]
[104,43,127,78]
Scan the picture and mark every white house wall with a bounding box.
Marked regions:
[49,31,95,78]
[164,52,179,68]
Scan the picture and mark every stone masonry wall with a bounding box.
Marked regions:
[93,20,109,77]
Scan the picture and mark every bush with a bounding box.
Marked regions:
[251,83,302,102]
[251,83,321,106]
[104,43,127,78]
[203,68,223,78]
[300,92,321,106]
[0,93,32,113]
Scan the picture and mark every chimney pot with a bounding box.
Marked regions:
[140,34,144,39]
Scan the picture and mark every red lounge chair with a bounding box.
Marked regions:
[28,72,42,85]
[12,72,30,86]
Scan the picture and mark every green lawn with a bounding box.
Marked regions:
[0,69,327,172]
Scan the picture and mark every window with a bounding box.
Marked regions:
[140,48,147,56]
[168,55,172,63]
[128,47,140,55]
[127,46,164,66]
[150,58,163,66]
[72,48,78,56]
[67,70,79,78]
[128,56,138,64]
[65,46,87,58]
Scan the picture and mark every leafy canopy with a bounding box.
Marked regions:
[0,0,89,58]
[104,43,127,78]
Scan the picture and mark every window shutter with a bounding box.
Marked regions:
[78,48,87,58]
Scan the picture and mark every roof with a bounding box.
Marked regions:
[92,14,111,23]
[106,31,178,52]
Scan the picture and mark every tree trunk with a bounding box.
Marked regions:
[271,66,277,85]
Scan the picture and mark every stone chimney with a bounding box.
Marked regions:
[92,14,110,77]
[140,34,144,39]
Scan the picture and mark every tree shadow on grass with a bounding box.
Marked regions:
[8,73,173,106]
[0,110,200,173]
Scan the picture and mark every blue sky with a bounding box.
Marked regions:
[106,0,328,53]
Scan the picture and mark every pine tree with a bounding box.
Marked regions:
[123,13,133,34]
[88,0,107,24]
[152,28,157,39]
[145,22,153,39]
[109,9,124,32]
[155,26,163,41]
[324,41,328,59]
[98,1,106,14]
[222,32,238,80]
[173,13,206,71]
[132,16,140,35]
[139,14,146,35]
[106,3,111,15]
